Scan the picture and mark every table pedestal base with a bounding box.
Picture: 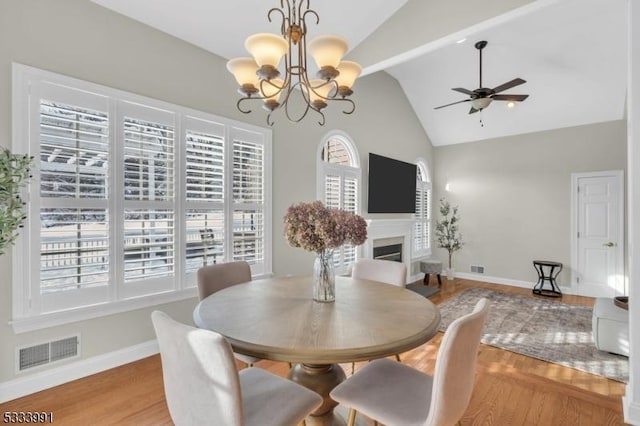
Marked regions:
[288,363,347,426]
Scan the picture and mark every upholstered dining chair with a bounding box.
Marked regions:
[152,311,322,426]
[351,258,408,372]
[330,298,490,426]
[352,258,407,287]
[197,261,261,368]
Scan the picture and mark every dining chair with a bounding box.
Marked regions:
[351,258,407,372]
[197,261,261,368]
[152,311,322,426]
[330,298,490,426]
[352,258,407,287]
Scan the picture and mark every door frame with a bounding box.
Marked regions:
[570,170,625,296]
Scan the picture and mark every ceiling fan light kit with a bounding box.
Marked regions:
[226,0,361,126]
[435,40,529,121]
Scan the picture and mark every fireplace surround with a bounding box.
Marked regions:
[361,219,414,284]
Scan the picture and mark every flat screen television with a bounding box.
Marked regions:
[368,153,417,213]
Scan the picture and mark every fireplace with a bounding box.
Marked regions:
[373,244,402,262]
[361,219,414,284]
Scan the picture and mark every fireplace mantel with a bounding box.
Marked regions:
[361,219,414,284]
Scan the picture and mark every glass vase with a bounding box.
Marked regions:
[313,250,335,303]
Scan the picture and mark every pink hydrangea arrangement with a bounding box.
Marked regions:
[283,201,367,253]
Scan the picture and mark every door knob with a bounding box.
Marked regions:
[603,242,616,247]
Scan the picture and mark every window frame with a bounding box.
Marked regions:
[315,130,361,274]
[11,64,272,333]
[413,158,432,258]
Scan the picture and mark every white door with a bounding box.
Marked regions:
[573,171,624,297]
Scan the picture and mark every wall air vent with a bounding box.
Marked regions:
[17,335,80,372]
[470,265,485,274]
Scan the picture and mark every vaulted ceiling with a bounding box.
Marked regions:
[92,0,628,146]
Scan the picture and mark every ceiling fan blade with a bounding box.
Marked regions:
[469,107,479,114]
[492,94,529,102]
[492,78,526,94]
[434,99,470,110]
[452,87,475,95]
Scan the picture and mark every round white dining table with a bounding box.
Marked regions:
[194,275,441,426]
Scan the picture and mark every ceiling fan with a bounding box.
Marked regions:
[434,40,529,114]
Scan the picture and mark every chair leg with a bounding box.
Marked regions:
[395,353,402,362]
[437,274,442,287]
[347,408,357,426]
[288,362,293,369]
[351,362,355,375]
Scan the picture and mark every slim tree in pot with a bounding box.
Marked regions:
[435,198,463,280]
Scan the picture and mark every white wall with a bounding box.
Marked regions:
[0,0,432,386]
[432,121,627,286]
[624,0,640,423]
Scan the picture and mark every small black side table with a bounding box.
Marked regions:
[532,260,563,297]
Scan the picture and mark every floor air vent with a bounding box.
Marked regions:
[18,335,80,371]
[470,265,485,274]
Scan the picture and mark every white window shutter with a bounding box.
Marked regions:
[38,98,111,311]
[184,125,226,275]
[232,138,265,268]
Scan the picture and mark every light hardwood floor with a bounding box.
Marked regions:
[0,278,627,425]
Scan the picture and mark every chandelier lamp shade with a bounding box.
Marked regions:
[226,0,362,126]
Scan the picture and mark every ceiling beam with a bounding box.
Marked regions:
[348,0,563,76]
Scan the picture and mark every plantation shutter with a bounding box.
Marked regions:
[414,164,431,255]
[37,84,112,312]
[16,66,273,322]
[232,129,266,274]
[324,175,341,209]
[342,176,358,265]
[184,118,226,277]
[120,103,176,296]
[318,136,360,272]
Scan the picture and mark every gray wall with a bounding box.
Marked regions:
[432,120,627,286]
[0,0,432,383]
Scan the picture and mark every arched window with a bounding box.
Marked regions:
[414,160,432,256]
[317,131,360,271]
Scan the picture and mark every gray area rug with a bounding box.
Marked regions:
[437,288,628,382]
[406,283,440,298]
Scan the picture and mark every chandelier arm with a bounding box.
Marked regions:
[301,9,319,26]
[267,7,287,35]
[280,79,295,106]
[236,97,254,114]
[333,97,356,115]
[284,99,311,123]
[283,80,312,123]
[328,80,339,98]
[307,105,326,125]
[266,111,275,126]
[281,0,292,21]
[260,79,285,98]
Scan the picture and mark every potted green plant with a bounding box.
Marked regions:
[0,148,33,255]
[435,198,463,280]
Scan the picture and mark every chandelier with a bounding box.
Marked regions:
[226,0,362,126]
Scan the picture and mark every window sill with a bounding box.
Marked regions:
[10,287,199,334]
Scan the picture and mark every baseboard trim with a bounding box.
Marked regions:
[454,272,535,289]
[454,272,576,295]
[623,394,640,425]
[0,339,158,403]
